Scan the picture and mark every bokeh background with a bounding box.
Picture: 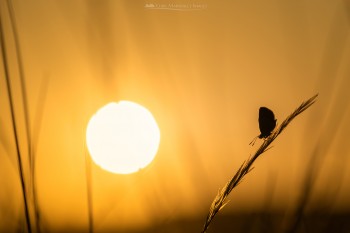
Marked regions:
[1,0,350,232]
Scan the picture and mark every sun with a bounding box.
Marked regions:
[86,101,160,174]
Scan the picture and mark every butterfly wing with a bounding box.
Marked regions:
[258,107,276,138]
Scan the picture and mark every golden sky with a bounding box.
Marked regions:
[1,0,350,232]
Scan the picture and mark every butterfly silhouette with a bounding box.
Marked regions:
[250,107,277,146]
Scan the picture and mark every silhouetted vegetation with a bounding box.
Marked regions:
[202,94,318,233]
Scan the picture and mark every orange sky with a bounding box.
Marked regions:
[1,0,350,232]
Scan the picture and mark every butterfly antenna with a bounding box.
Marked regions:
[249,135,258,146]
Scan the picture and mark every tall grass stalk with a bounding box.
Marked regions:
[85,144,94,233]
[6,0,32,172]
[30,75,49,233]
[0,9,32,233]
[6,1,44,232]
[202,94,318,233]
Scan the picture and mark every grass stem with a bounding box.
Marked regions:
[85,145,94,233]
[202,94,318,233]
[0,10,32,233]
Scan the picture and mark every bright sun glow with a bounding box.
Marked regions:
[86,101,160,174]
